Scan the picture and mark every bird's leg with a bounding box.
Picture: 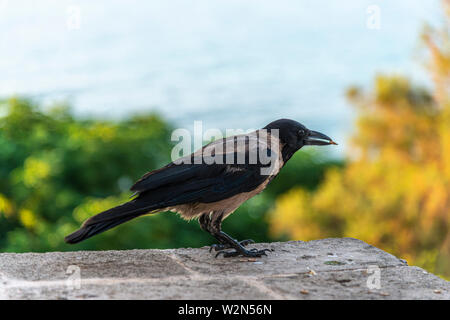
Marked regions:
[199,212,271,258]
[214,231,272,258]
[199,214,253,251]
[199,213,226,247]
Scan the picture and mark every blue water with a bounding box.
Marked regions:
[0,1,442,152]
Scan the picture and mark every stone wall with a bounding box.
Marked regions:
[0,238,448,299]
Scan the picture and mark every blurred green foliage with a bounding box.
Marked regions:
[0,97,340,252]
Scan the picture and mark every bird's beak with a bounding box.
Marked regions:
[305,130,338,146]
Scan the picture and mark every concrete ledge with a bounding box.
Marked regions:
[0,238,448,299]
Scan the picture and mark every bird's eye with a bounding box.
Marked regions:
[298,129,305,136]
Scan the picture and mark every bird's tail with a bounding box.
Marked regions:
[64,200,157,244]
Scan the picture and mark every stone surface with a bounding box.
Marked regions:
[0,238,448,300]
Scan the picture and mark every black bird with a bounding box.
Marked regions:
[65,119,337,257]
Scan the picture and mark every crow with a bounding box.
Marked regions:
[65,119,337,257]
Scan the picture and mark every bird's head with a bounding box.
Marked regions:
[263,118,337,155]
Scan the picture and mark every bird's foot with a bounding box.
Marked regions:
[209,239,254,252]
[215,247,273,258]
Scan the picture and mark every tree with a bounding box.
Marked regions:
[0,97,339,252]
[0,97,175,251]
[269,1,450,278]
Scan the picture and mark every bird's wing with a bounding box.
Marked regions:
[65,161,268,244]
[130,132,281,205]
[64,132,281,244]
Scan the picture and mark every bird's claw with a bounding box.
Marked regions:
[209,239,255,252]
[215,247,273,258]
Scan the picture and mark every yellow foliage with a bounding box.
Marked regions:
[270,2,450,278]
[23,157,51,187]
[0,194,14,218]
[88,123,117,142]
[19,208,37,229]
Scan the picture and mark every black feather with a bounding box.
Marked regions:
[66,131,281,243]
[64,200,157,244]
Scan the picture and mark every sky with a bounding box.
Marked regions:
[0,1,443,152]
